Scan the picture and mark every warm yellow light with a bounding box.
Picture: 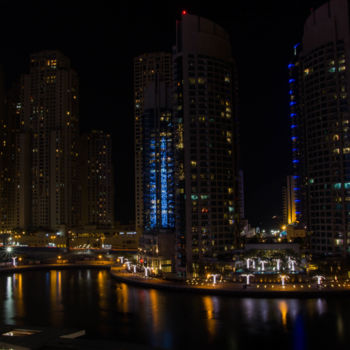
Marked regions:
[98,255,102,259]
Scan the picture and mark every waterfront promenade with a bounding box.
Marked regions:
[110,266,350,298]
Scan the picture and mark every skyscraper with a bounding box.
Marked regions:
[134,53,172,239]
[79,130,114,228]
[290,0,350,256]
[20,51,79,232]
[173,13,239,276]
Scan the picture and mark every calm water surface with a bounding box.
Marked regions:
[0,269,349,349]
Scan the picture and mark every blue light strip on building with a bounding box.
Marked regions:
[289,55,301,222]
[149,139,157,228]
[160,137,168,227]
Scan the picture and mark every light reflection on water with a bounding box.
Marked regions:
[0,270,349,350]
[278,300,288,329]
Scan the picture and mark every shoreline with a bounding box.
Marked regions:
[110,268,350,298]
[0,263,112,274]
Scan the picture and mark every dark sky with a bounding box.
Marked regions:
[0,0,326,227]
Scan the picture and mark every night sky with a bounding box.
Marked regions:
[0,0,326,227]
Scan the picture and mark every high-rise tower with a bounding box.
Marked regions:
[290,0,350,256]
[21,51,79,232]
[79,130,114,228]
[134,53,172,237]
[174,13,239,276]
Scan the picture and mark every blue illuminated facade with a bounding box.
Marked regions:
[143,111,175,232]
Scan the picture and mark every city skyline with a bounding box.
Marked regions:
[0,0,326,227]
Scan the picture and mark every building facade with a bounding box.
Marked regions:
[134,53,172,238]
[173,13,240,276]
[290,0,350,255]
[11,51,80,232]
[79,130,114,228]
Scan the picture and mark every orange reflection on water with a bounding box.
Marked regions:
[98,270,107,309]
[203,296,215,338]
[50,271,62,304]
[57,271,61,300]
[50,270,63,325]
[149,289,160,333]
[50,270,56,303]
[15,273,24,317]
[117,283,129,314]
[278,301,288,329]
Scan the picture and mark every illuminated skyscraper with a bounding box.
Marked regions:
[79,130,114,228]
[133,53,172,235]
[290,0,350,255]
[141,81,175,270]
[134,53,174,271]
[174,13,240,276]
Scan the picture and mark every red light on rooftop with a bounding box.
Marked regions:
[182,10,187,15]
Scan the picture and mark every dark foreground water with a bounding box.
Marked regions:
[0,269,349,349]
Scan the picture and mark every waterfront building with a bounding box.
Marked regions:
[173,12,240,276]
[79,130,114,228]
[289,0,350,255]
[140,80,175,273]
[134,53,174,272]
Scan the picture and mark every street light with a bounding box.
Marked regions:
[280,274,289,287]
[144,267,151,277]
[289,259,297,272]
[274,258,282,271]
[210,274,220,285]
[245,258,253,269]
[314,275,325,286]
[242,274,254,285]
[259,260,268,272]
